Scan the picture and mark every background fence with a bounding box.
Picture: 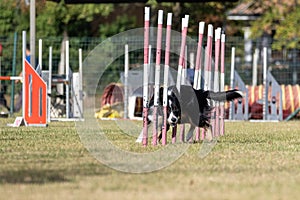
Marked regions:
[0,32,299,98]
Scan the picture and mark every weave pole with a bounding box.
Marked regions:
[202,24,213,140]
[65,40,70,119]
[47,46,53,123]
[212,27,221,137]
[176,16,189,90]
[124,44,129,119]
[181,15,189,86]
[219,33,226,136]
[162,13,172,145]
[263,47,268,120]
[180,17,188,143]
[193,22,205,142]
[152,10,164,146]
[229,47,235,120]
[142,7,150,146]
[175,15,189,143]
[38,39,42,69]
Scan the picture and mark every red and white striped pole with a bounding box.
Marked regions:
[142,7,150,146]
[162,13,172,145]
[193,21,205,142]
[213,27,221,137]
[202,24,213,140]
[176,15,189,90]
[219,33,226,136]
[152,10,164,145]
[176,15,189,143]
[0,76,22,81]
[204,24,213,91]
[181,15,189,86]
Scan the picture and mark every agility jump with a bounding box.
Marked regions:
[0,31,47,126]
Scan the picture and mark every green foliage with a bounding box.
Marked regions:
[35,1,114,37]
[0,0,114,79]
[0,0,114,38]
[99,15,137,38]
[152,2,238,36]
[0,0,26,35]
[250,8,280,39]
[250,1,300,50]
[272,6,300,50]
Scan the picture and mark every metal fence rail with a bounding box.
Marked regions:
[0,34,299,96]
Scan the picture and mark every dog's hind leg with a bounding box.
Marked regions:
[186,125,196,143]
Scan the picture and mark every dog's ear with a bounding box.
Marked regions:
[168,85,179,97]
[159,87,164,103]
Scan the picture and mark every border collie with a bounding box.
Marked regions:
[136,85,243,143]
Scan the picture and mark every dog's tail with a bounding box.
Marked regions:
[208,89,243,102]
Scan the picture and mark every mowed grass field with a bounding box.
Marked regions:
[0,118,299,200]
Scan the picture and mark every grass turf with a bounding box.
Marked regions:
[0,118,299,200]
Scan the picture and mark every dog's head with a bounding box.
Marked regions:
[165,86,181,127]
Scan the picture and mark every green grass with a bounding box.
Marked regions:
[0,118,299,200]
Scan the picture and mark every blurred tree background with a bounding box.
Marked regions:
[1,0,299,58]
[0,0,299,88]
[249,0,300,50]
[0,0,241,90]
[0,0,243,38]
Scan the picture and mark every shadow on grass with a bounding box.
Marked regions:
[0,164,111,184]
[0,169,70,184]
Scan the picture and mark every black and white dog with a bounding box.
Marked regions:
[136,84,243,143]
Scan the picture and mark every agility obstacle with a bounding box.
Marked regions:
[121,7,299,146]
[142,7,150,146]
[219,33,226,136]
[161,13,173,145]
[229,47,249,121]
[1,30,83,125]
[193,21,205,141]
[228,46,284,121]
[136,7,298,146]
[240,84,299,120]
[139,7,229,146]
[1,31,47,127]
[152,10,164,145]
[41,40,84,121]
[116,7,299,146]
[1,60,47,127]
[212,28,221,137]
[176,15,189,143]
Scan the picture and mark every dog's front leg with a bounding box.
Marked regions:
[186,125,196,143]
[158,123,170,143]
